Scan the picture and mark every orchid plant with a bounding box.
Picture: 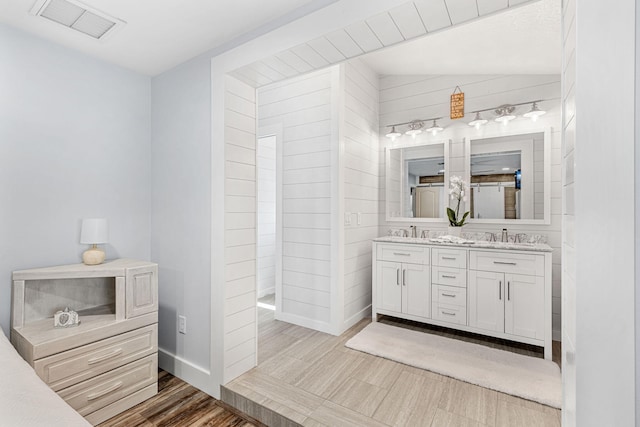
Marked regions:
[447,175,470,227]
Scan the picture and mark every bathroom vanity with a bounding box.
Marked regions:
[372,237,553,359]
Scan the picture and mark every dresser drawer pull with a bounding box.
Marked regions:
[86,381,124,401]
[87,349,123,365]
[441,311,456,316]
[441,275,456,279]
[441,293,457,298]
[393,252,411,256]
[493,261,517,266]
[442,256,457,260]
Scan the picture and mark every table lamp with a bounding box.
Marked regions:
[80,218,108,265]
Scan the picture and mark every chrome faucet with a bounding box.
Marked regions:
[487,232,497,242]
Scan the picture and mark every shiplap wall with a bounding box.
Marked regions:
[561,0,576,422]
[342,59,379,328]
[258,68,336,332]
[378,74,562,338]
[224,75,257,382]
[256,135,276,298]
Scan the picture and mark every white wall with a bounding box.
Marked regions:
[256,136,277,298]
[258,68,336,331]
[223,75,258,383]
[0,24,151,336]
[571,1,637,425]
[150,54,212,391]
[378,74,562,338]
[342,60,379,328]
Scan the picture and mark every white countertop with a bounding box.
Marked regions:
[374,236,553,252]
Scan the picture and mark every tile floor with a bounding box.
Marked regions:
[224,295,561,427]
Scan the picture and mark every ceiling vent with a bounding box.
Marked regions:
[30,0,125,40]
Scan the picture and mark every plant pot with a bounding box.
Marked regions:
[448,226,462,237]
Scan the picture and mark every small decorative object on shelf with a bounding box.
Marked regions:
[447,175,470,231]
[53,307,79,328]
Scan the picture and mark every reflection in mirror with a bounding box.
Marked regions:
[469,132,544,220]
[386,143,446,220]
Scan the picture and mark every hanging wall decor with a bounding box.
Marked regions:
[450,86,465,120]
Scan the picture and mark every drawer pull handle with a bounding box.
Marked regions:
[86,381,123,401]
[393,252,411,256]
[402,270,406,286]
[88,349,123,365]
[508,281,511,301]
[441,293,456,298]
[396,269,400,286]
[441,275,456,279]
[442,257,457,260]
[493,261,517,266]
[442,311,456,316]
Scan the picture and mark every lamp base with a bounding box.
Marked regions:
[82,247,105,265]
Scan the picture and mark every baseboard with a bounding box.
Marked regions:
[257,287,275,299]
[342,304,371,333]
[275,311,335,335]
[158,348,215,398]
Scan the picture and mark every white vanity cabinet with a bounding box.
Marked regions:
[469,251,546,341]
[376,244,430,319]
[373,239,553,359]
[431,248,467,325]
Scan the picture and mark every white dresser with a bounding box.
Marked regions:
[10,259,158,425]
[372,239,553,359]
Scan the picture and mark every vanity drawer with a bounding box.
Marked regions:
[432,285,467,308]
[34,324,157,391]
[432,303,467,325]
[377,244,429,264]
[470,251,544,276]
[432,248,467,268]
[432,267,467,288]
[58,354,157,416]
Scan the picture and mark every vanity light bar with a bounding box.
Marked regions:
[384,100,548,139]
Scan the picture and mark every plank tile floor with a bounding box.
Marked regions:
[98,370,262,427]
[224,295,562,427]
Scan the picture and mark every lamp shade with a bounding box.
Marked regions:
[80,218,109,244]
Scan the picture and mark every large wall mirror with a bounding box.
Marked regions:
[466,129,551,225]
[386,141,448,222]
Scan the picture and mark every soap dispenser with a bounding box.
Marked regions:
[501,228,508,242]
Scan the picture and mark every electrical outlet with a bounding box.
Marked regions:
[178,315,187,334]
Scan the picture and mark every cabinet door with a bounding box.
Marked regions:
[126,264,158,318]
[402,263,430,318]
[377,261,402,313]
[469,270,504,333]
[504,273,545,340]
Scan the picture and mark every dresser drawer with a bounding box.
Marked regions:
[432,285,467,308]
[432,248,467,268]
[34,324,157,391]
[58,354,157,416]
[377,244,429,264]
[432,303,467,325]
[432,267,466,288]
[470,251,544,276]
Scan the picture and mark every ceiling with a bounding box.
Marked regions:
[0,0,560,77]
[0,0,338,75]
[361,0,560,75]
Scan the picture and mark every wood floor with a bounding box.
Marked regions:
[223,296,562,427]
[97,370,262,427]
